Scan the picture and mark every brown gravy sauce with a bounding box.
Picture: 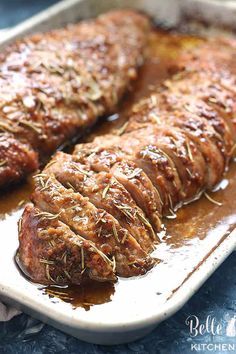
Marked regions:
[0,30,235,310]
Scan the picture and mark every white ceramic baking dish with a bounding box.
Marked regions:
[0,0,235,345]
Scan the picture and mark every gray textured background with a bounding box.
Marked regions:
[0,1,235,353]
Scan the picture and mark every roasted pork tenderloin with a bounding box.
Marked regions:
[19,37,236,286]
[0,10,150,188]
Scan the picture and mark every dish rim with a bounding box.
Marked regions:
[0,0,235,341]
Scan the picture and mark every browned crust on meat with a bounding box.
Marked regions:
[18,204,117,284]
[0,10,150,188]
[18,33,236,286]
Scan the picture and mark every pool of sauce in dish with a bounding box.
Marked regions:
[0,29,235,310]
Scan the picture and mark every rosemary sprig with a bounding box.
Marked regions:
[102,184,110,199]
[149,112,161,124]
[121,230,129,244]
[90,243,113,265]
[49,239,56,248]
[81,267,87,275]
[33,173,48,179]
[39,258,55,265]
[112,256,116,272]
[97,225,103,238]
[115,204,133,220]
[42,62,64,75]
[186,168,194,179]
[45,264,56,283]
[40,177,51,192]
[38,177,46,189]
[81,247,85,270]
[61,250,67,265]
[155,186,164,207]
[34,173,48,188]
[204,192,222,207]
[35,211,61,220]
[137,212,157,240]
[0,160,6,167]
[18,200,26,208]
[112,223,120,243]
[72,163,90,176]
[127,168,142,180]
[65,203,82,212]
[95,211,107,225]
[117,121,129,136]
[184,103,194,114]
[0,122,18,133]
[67,182,76,191]
[158,148,174,166]
[70,233,113,266]
[19,120,42,134]
[46,160,57,169]
[63,270,72,280]
[168,194,174,211]
[186,141,193,161]
[166,208,177,219]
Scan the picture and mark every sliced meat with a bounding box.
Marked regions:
[170,112,226,188]
[163,72,236,130]
[115,127,183,212]
[147,127,207,202]
[87,130,183,213]
[122,124,207,203]
[45,152,158,250]
[124,86,235,191]
[18,32,236,287]
[18,204,116,285]
[32,173,154,278]
[73,142,163,230]
[126,106,226,190]
[151,87,235,162]
[111,160,162,231]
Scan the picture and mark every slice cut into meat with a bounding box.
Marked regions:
[31,173,154,278]
[18,204,116,285]
[73,142,163,230]
[44,152,158,250]
[18,32,236,286]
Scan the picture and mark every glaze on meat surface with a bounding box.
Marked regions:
[18,33,236,285]
[0,10,150,188]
